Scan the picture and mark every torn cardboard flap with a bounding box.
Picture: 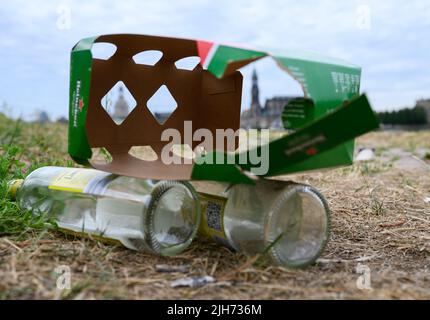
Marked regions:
[68,33,378,183]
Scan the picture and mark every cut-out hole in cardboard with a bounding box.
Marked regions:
[91,42,117,60]
[174,56,201,71]
[128,146,158,161]
[171,144,195,160]
[90,148,113,164]
[146,85,178,125]
[239,57,304,130]
[194,145,207,158]
[132,50,163,66]
[101,81,137,125]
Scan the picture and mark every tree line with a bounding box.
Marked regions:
[377,106,428,125]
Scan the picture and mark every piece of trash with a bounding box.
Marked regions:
[155,264,190,273]
[70,34,379,183]
[198,180,330,268]
[170,276,215,288]
[424,197,430,204]
[355,148,375,161]
[7,166,201,256]
[317,255,376,264]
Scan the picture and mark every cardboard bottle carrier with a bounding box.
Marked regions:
[69,34,379,184]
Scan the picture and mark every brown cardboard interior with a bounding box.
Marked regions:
[85,34,243,179]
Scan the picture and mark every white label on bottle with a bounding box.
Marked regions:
[49,168,105,193]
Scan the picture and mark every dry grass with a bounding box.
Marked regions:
[1,124,429,299]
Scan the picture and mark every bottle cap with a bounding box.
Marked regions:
[6,179,24,199]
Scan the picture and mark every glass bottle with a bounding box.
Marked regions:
[8,166,201,256]
[193,179,330,268]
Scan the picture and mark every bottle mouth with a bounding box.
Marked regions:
[264,184,330,268]
[145,181,201,256]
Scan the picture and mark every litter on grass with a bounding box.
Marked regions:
[170,276,216,288]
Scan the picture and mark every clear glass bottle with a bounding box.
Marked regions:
[8,166,201,256]
[193,179,330,268]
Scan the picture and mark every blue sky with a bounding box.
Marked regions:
[0,0,429,120]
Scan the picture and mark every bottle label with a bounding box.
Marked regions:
[49,168,105,193]
[198,192,229,243]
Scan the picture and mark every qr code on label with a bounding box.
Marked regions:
[205,201,222,231]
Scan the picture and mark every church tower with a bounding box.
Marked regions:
[250,69,261,117]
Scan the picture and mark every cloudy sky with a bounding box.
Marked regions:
[0,0,429,120]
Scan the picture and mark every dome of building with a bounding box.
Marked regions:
[112,86,129,124]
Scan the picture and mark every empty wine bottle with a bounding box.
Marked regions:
[193,179,330,268]
[8,166,201,256]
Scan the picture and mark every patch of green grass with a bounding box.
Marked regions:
[0,146,54,238]
[369,187,386,216]
[0,116,69,239]
[370,197,385,216]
